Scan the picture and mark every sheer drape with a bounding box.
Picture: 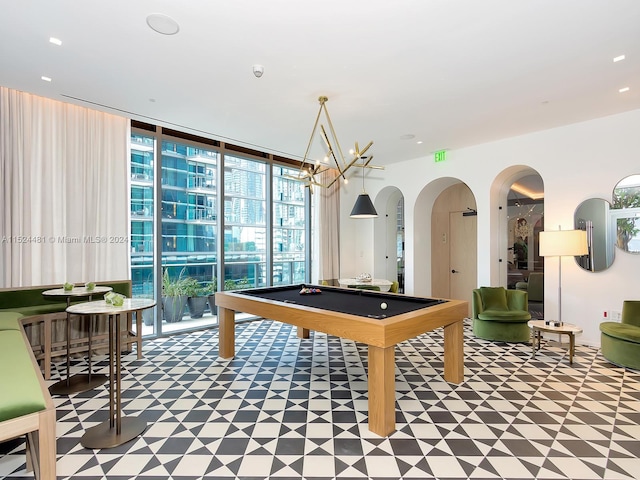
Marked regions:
[0,87,130,287]
[318,169,340,284]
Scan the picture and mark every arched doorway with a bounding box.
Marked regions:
[373,186,404,291]
[431,182,477,312]
[506,175,544,285]
[505,174,544,317]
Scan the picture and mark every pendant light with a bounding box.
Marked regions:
[350,157,378,218]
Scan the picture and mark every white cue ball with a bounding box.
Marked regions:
[380,302,388,310]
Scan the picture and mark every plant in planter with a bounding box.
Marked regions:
[184,278,214,319]
[162,269,189,323]
[139,295,156,326]
[224,277,251,290]
[205,279,217,315]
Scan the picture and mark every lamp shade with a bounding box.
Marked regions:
[350,193,378,218]
[539,229,588,257]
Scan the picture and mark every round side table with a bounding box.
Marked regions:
[528,319,583,364]
[67,298,156,449]
[43,286,112,395]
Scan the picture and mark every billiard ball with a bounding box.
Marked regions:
[380,302,388,310]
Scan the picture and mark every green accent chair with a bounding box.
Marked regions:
[600,300,640,370]
[515,271,544,303]
[472,287,532,342]
[389,281,399,293]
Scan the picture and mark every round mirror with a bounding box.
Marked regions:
[612,174,640,254]
[574,198,615,271]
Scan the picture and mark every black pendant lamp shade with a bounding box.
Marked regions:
[350,193,378,218]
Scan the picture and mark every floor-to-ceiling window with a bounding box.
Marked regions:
[130,133,157,332]
[223,155,266,289]
[129,124,309,337]
[160,140,219,334]
[273,165,307,285]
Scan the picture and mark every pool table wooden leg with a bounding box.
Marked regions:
[443,319,464,384]
[218,307,235,359]
[368,345,395,436]
[297,327,310,338]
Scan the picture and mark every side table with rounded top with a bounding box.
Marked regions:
[43,285,112,395]
[67,298,156,449]
[528,319,583,364]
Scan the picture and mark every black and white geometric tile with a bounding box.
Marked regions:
[1,318,639,480]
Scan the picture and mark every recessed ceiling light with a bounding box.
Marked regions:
[416,141,423,145]
[49,37,62,46]
[41,76,52,82]
[613,54,626,62]
[619,87,630,93]
[146,13,180,35]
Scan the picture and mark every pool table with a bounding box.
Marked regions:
[215,284,467,436]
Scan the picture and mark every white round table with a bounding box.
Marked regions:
[337,278,393,292]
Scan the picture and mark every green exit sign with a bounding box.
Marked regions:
[434,150,447,162]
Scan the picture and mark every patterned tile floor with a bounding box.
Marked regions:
[1,319,639,480]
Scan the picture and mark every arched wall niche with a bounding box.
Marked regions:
[489,165,544,287]
[372,186,404,287]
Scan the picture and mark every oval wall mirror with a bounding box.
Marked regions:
[574,198,615,271]
[612,174,640,254]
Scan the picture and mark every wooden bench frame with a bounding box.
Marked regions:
[21,310,143,380]
[0,320,56,480]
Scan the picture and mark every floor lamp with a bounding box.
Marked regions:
[539,227,588,326]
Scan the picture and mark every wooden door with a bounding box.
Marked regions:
[449,211,477,314]
[431,183,477,306]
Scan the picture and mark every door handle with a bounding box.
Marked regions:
[451,269,459,274]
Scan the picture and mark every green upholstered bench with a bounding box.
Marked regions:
[0,280,131,316]
[600,300,640,370]
[0,311,24,330]
[0,314,56,479]
[0,280,141,379]
[472,287,532,342]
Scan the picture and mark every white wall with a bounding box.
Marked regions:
[339,108,640,347]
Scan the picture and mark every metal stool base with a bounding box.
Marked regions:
[81,416,147,449]
[49,373,108,395]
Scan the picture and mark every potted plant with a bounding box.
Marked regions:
[224,277,251,290]
[184,278,213,319]
[206,279,217,315]
[139,295,155,326]
[162,269,189,323]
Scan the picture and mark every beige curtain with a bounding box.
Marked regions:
[0,87,130,287]
[318,169,340,284]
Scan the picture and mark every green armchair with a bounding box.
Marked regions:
[515,272,544,303]
[600,300,640,370]
[472,287,532,342]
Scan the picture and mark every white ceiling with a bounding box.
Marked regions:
[1,0,639,168]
